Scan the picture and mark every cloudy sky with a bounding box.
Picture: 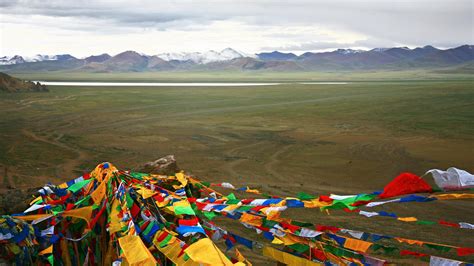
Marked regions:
[1,0,472,57]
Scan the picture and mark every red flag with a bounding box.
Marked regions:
[281,222,299,233]
[319,195,333,202]
[400,250,428,257]
[439,220,460,228]
[316,225,340,233]
[155,231,169,242]
[457,247,474,256]
[311,248,327,262]
[130,204,140,218]
[179,217,199,226]
[380,173,432,199]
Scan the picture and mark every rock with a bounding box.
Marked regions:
[138,155,179,175]
[0,187,40,214]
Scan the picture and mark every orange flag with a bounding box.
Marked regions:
[344,238,372,253]
[39,245,53,255]
[398,217,418,222]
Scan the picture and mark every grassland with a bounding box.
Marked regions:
[10,69,474,82]
[0,71,473,264]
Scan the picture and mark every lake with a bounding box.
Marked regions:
[34,81,349,86]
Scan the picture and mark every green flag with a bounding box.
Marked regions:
[68,179,92,193]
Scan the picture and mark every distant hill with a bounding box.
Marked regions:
[256,51,298,61]
[296,45,474,70]
[84,53,111,64]
[0,45,472,72]
[0,72,48,92]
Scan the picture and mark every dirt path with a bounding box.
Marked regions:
[21,129,88,179]
[220,141,265,179]
[263,145,292,182]
[18,95,76,106]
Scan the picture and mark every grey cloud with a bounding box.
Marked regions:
[1,0,472,50]
[0,0,237,26]
[260,38,400,52]
[261,41,357,52]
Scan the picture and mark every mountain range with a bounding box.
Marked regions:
[1,45,472,72]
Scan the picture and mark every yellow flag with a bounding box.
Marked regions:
[152,231,199,266]
[137,187,157,199]
[239,212,263,227]
[235,248,251,265]
[223,204,239,213]
[185,238,234,265]
[304,199,331,208]
[109,199,125,234]
[91,181,106,204]
[118,235,156,266]
[263,246,322,266]
[29,196,42,205]
[434,193,474,200]
[245,187,260,194]
[63,206,93,222]
[271,237,284,245]
[279,233,304,246]
[175,172,188,187]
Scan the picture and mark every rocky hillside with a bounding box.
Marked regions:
[0,72,48,92]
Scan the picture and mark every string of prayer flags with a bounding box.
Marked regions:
[0,162,472,265]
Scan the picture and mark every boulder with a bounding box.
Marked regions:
[138,155,179,175]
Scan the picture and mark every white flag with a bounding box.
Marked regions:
[41,226,55,236]
[459,222,474,229]
[341,229,364,239]
[359,211,379,217]
[366,198,401,207]
[24,204,48,213]
[330,194,356,200]
[429,256,462,266]
[299,228,323,238]
[221,182,236,189]
[426,167,474,190]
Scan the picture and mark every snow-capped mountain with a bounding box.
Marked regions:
[24,54,57,62]
[0,55,26,65]
[335,49,365,54]
[0,54,76,65]
[25,54,76,62]
[371,48,390,52]
[157,48,251,64]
